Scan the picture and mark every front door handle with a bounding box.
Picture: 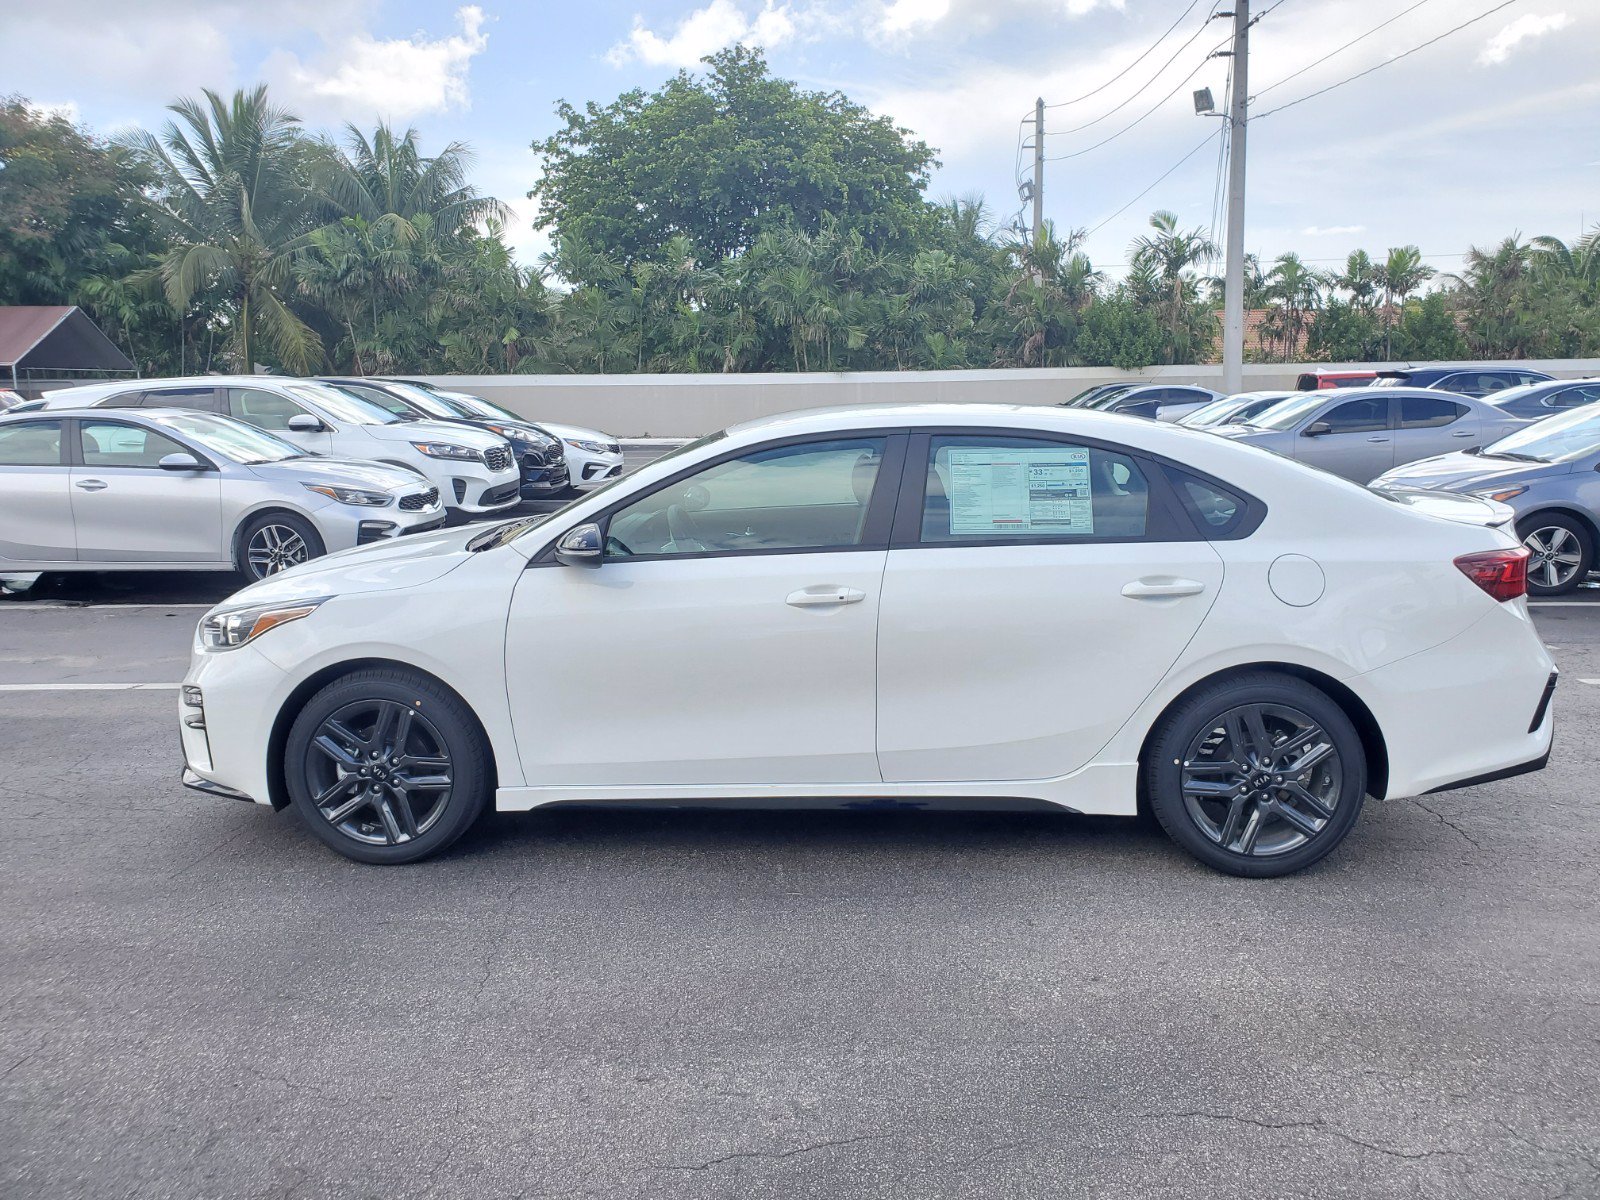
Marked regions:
[1451,430,1475,437]
[1122,577,1206,599]
[787,586,866,607]
[1366,436,1390,443]
[75,479,108,491]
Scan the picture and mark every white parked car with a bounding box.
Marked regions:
[0,408,444,578]
[33,377,521,516]
[179,404,1555,875]
[413,385,626,491]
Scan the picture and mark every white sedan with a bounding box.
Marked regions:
[178,404,1556,875]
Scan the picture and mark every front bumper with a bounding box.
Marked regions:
[181,766,255,804]
[449,471,522,513]
[519,454,571,497]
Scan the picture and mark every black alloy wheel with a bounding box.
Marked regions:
[1145,673,1366,877]
[285,669,491,863]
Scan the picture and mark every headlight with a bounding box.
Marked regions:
[302,483,391,506]
[564,438,615,454]
[411,441,482,462]
[1472,485,1528,503]
[198,598,326,652]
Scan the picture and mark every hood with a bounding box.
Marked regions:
[1375,450,1566,492]
[537,420,617,445]
[247,456,427,492]
[362,418,508,452]
[216,523,489,608]
[1208,425,1282,442]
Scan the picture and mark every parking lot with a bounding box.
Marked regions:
[3,549,1598,1198]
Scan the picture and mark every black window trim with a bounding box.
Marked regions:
[68,416,220,472]
[888,426,1210,549]
[138,384,225,413]
[531,428,912,566]
[0,415,70,468]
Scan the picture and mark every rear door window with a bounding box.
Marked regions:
[1398,396,1466,428]
[141,386,219,412]
[0,420,65,465]
[917,436,1149,542]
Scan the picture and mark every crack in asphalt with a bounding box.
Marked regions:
[662,1132,896,1171]
[1144,1111,1466,1161]
[1408,798,1484,851]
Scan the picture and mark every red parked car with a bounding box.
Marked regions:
[1296,370,1379,390]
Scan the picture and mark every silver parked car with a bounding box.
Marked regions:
[1177,390,1298,429]
[1375,404,1600,596]
[0,408,445,580]
[1208,386,1531,483]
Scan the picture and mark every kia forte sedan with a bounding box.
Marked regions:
[0,408,444,578]
[179,405,1556,877]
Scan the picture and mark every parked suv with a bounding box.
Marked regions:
[33,376,520,516]
[321,377,570,501]
[1375,366,1554,396]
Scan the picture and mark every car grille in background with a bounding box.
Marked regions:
[482,482,519,506]
[398,488,439,511]
[484,446,513,472]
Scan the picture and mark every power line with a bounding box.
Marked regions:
[1085,128,1223,237]
[1043,37,1229,162]
[1254,0,1438,100]
[1037,0,1208,112]
[1253,0,1525,121]
[1045,9,1218,137]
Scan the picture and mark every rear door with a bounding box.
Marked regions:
[0,418,75,563]
[1391,393,1478,465]
[69,419,223,562]
[1295,395,1394,482]
[876,430,1224,783]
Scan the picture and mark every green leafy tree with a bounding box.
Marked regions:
[125,86,322,372]
[532,46,936,281]
[1129,210,1217,363]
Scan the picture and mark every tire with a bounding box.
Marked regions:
[1143,672,1367,878]
[1517,513,1593,597]
[283,668,492,864]
[236,512,325,581]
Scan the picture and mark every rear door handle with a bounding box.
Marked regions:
[787,586,866,607]
[75,479,108,491]
[1366,436,1390,443]
[1122,577,1206,599]
[1451,430,1475,437]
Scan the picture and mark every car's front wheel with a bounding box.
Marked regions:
[236,512,324,581]
[284,668,492,864]
[1144,673,1367,877]
[1517,513,1592,597]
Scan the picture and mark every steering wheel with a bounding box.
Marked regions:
[665,504,707,553]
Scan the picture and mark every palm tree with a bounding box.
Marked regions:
[1374,245,1434,357]
[1263,252,1323,361]
[1333,249,1378,311]
[124,86,322,372]
[1531,228,1600,305]
[1129,210,1218,363]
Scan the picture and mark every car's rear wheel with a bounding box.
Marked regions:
[236,512,324,581]
[284,668,491,864]
[1145,673,1366,877]
[1517,513,1592,596]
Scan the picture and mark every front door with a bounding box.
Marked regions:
[70,420,222,562]
[1298,395,1395,482]
[227,387,334,455]
[876,432,1224,783]
[0,419,75,562]
[505,434,903,787]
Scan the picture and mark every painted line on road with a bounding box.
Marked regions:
[0,603,213,611]
[1578,679,1600,687]
[0,682,181,691]
[1529,601,1600,608]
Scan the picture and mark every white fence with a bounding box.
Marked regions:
[418,360,1600,437]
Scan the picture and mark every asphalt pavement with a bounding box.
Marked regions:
[2,594,1598,1198]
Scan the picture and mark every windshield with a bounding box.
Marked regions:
[447,393,522,422]
[287,382,403,425]
[1483,405,1600,464]
[1248,392,1338,431]
[1064,385,1111,407]
[150,413,306,464]
[1181,398,1243,426]
[1085,387,1133,410]
[382,381,474,419]
[1482,381,1549,408]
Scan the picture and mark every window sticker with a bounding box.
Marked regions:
[946,447,1095,536]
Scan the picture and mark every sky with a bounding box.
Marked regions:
[4,0,1595,281]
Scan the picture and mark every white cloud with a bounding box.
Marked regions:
[607,1,796,68]
[1302,225,1366,236]
[877,0,952,38]
[265,7,491,122]
[1477,12,1570,66]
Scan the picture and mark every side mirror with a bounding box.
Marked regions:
[158,452,205,471]
[1303,421,1332,437]
[287,413,325,433]
[554,522,603,568]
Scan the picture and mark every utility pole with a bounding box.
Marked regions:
[1032,98,1045,241]
[1222,0,1249,395]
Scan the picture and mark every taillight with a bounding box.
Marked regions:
[1454,547,1529,601]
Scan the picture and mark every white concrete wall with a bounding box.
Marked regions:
[417,360,1600,437]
